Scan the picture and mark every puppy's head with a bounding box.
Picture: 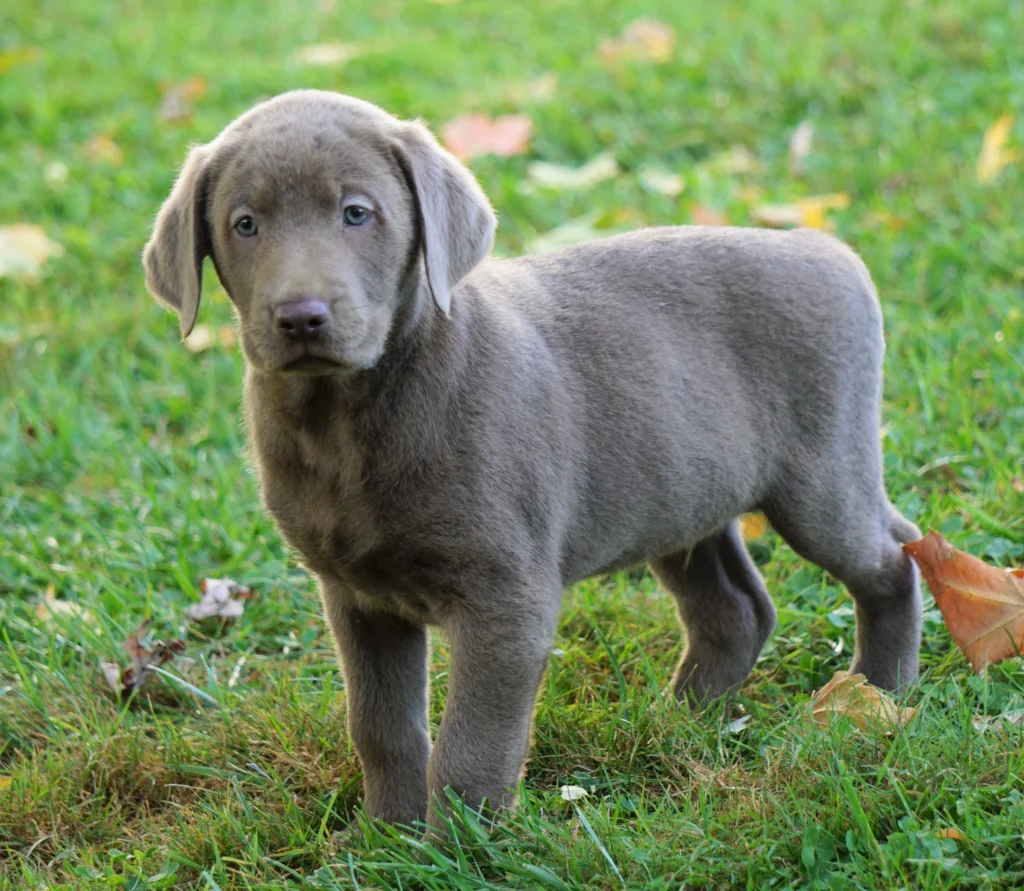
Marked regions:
[143,90,496,375]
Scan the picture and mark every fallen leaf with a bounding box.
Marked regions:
[560,784,589,801]
[904,531,1024,671]
[507,73,558,104]
[703,145,761,176]
[726,714,753,733]
[0,776,11,792]
[184,323,237,353]
[101,620,186,700]
[789,121,814,176]
[935,827,964,841]
[526,213,607,254]
[522,153,619,192]
[1013,479,1024,495]
[186,577,255,622]
[0,46,42,74]
[291,42,361,67]
[158,76,209,123]
[36,584,97,625]
[638,165,685,197]
[976,114,1020,184]
[690,205,727,227]
[735,185,765,204]
[0,224,64,279]
[441,113,532,162]
[463,74,559,110]
[752,193,850,230]
[810,670,916,729]
[740,514,768,541]
[44,161,69,186]
[973,707,1024,733]
[83,134,124,166]
[599,18,674,64]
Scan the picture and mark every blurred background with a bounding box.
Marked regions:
[1,0,1022,887]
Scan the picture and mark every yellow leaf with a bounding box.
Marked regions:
[0,46,42,74]
[811,670,916,729]
[83,134,124,166]
[936,827,964,841]
[184,324,236,353]
[0,776,12,792]
[599,18,674,64]
[638,166,685,197]
[0,224,64,279]
[36,584,97,625]
[976,114,1020,184]
[740,514,768,541]
[291,42,362,67]
[523,153,619,192]
[752,193,850,230]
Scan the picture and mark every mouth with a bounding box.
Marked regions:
[280,354,349,374]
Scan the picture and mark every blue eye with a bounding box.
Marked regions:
[343,205,371,226]
[235,215,258,237]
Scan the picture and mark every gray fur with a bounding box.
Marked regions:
[143,90,922,828]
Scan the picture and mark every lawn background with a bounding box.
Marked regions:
[1,0,1023,888]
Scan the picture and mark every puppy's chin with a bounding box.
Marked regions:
[245,346,384,377]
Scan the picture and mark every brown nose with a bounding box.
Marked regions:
[274,299,330,341]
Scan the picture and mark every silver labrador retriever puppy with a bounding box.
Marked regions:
[144,90,921,828]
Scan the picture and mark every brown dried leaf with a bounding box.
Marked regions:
[599,18,674,64]
[976,114,1020,184]
[186,577,254,622]
[811,670,916,729]
[935,827,964,841]
[159,76,209,123]
[102,620,186,700]
[441,113,532,162]
[0,224,64,279]
[903,531,1024,671]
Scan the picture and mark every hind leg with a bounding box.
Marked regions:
[651,521,776,702]
[766,487,921,692]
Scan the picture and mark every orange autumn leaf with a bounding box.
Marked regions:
[904,531,1024,671]
[691,204,727,226]
[441,114,532,162]
[740,513,768,541]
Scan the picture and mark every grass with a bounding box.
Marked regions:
[1,0,1023,887]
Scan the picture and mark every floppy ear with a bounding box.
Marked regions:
[391,122,497,316]
[143,145,211,339]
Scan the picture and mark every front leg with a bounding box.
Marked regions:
[428,585,560,826]
[319,577,431,825]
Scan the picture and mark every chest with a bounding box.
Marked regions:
[248,404,462,624]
